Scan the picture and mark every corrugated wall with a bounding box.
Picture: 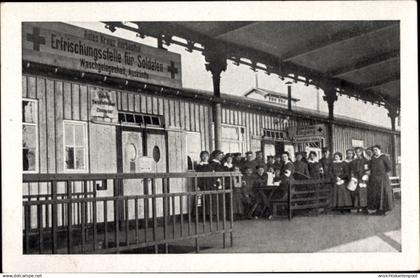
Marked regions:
[333,124,395,155]
[221,105,312,151]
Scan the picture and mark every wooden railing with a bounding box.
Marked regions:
[22,172,240,254]
[390,176,401,198]
[288,179,332,219]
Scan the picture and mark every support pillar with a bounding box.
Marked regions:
[204,48,227,151]
[322,86,337,154]
[386,104,399,176]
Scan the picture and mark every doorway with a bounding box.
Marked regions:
[117,126,167,219]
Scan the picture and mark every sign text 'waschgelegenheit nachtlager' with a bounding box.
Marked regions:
[22,22,182,88]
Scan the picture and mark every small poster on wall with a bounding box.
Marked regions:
[90,87,118,124]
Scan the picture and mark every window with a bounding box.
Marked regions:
[118,112,162,127]
[22,99,38,172]
[221,125,244,154]
[64,121,88,171]
[186,132,201,170]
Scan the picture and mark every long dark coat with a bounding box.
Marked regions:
[349,157,369,208]
[367,154,393,212]
[331,161,352,208]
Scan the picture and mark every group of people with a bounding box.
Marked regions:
[194,145,394,220]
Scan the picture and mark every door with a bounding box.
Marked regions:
[119,128,167,219]
[146,133,167,217]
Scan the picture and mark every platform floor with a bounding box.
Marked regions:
[199,199,401,253]
[26,199,401,254]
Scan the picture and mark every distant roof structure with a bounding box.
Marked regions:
[103,21,400,110]
[243,87,300,102]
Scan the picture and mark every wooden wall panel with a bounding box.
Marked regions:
[163,99,170,128]
[55,81,64,173]
[184,101,190,131]
[72,83,80,121]
[22,75,28,98]
[146,95,153,114]
[194,103,200,133]
[121,91,128,111]
[45,79,56,173]
[134,94,141,113]
[152,96,159,115]
[63,82,72,120]
[140,95,147,113]
[80,85,88,121]
[179,99,185,129]
[203,106,209,151]
[36,77,47,173]
[158,98,164,116]
[174,99,180,127]
[128,93,135,112]
[28,76,37,99]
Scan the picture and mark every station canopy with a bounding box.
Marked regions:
[104,21,400,109]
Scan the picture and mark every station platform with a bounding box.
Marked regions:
[200,199,401,253]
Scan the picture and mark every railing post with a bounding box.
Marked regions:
[222,176,226,249]
[288,181,292,220]
[194,175,199,253]
[163,177,168,253]
[113,178,120,253]
[66,181,72,254]
[51,180,58,254]
[230,173,235,247]
[151,178,158,254]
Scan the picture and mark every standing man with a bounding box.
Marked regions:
[319,147,333,179]
[266,155,276,171]
[293,152,309,177]
[273,154,283,171]
[253,151,266,171]
[242,151,256,173]
[232,152,243,168]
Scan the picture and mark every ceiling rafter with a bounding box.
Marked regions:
[102,21,400,108]
[364,74,400,89]
[281,22,398,62]
[328,50,400,77]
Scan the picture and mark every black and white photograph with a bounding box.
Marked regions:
[1,1,418,273]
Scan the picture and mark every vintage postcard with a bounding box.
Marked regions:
[1,1,418,273]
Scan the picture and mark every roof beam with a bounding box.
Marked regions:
[328,50,400,77]
[282,22,398,62]
[213,22,261,38]
[363,74,400,89]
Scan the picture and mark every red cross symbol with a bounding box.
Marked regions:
[167,61,179,79]
[26,27,46,51]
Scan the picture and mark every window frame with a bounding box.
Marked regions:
[63,120,89,173]
[185,131,202,171]
[221,124,244,154]
[22,98,39,173]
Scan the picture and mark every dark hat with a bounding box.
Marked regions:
[245,151,253,155]
[256,164,265,170]
[255,150,262,154]
[267,155,274,159]
[322,147,329,152]
[233,152,242,156]
[211,150,223,157]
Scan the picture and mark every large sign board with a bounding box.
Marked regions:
[23,22,182,88]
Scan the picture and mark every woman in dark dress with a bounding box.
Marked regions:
[194,151,213,218]
[349,147,369,213]
[367,145,393,215]
[307,151,322,179]
[331,152,352,210]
